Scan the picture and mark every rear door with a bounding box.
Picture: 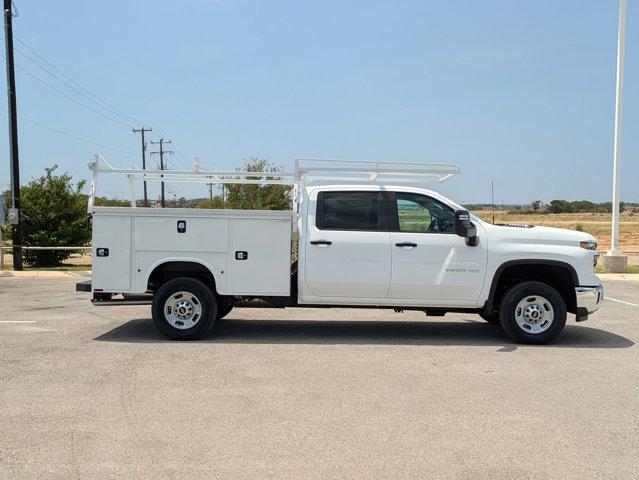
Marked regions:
[304,190,391,298]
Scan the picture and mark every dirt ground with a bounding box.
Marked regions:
[474,212,638,253]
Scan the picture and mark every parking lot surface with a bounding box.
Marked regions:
[0,276,637,479]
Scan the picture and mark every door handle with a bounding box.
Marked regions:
[310,240,332,246]
[395,242,417,248]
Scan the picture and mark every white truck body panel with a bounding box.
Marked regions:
[91,207,292,297]
[295,185,600,308]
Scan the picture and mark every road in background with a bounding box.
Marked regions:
[0,276,637,479]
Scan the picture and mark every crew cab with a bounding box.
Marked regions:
[77,156,603,344]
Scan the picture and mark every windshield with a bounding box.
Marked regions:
[469,212,483,224]
[432,193,484,224]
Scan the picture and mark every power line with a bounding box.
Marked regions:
[0,106,137,155]
[12,34,145,126]
[173,148,191,169]
[3,33,193,164]
[0,52,134,128]
[148,129,190,169]
[10,43,139,126]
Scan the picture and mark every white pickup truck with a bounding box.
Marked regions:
[77,156,603,344]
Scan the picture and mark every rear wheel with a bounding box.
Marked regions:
[499,281,566,344]
[152,277,217,340]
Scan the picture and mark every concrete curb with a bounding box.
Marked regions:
[598,273,639,282]
[0,270,91,278]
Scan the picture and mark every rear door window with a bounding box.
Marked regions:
[316,191,382,231]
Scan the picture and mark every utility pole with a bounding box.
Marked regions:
[150,138,173,208]
[3,0,22,270]
[208,183,213,202]
[133,127,152,207]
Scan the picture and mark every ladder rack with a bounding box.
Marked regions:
[87,154,461,210]
[295,158,460,184]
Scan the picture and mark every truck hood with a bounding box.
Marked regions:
[484,223,596,246]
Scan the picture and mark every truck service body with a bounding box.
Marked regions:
[78,156,603,344]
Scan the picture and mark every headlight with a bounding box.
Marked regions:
[580,240,597,250]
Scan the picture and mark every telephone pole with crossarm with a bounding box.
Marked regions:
[150,138,173,208]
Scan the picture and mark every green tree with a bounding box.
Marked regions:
[225,158,292,210]
[16,165,91,266]
[94,196,130,207]
[196,196,225,209]
[547,200,573,214]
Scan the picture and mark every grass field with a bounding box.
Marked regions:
[473,211,639,253]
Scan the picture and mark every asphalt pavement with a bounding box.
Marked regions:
[0,276,637,479]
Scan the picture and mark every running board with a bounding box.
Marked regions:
[92,293,154,306]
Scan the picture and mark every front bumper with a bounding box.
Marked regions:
[575,284,604,321]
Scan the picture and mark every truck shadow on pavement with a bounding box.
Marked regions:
[94,318,634,350]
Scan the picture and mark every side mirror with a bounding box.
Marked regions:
[454,210,478,246]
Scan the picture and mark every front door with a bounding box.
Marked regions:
[304,190,391,298]
[387,192,486,303]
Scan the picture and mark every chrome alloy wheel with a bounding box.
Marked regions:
[514,295,554,334]
[164,291,202,329]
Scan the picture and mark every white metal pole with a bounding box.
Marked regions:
[610,0,627,255]
[129,164,136,208]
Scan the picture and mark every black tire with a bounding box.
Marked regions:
[152,277,217,340]
[479,312,500,324]
[216,303,234,320]
[499,281,567,344]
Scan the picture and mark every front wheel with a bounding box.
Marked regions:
[152,277,217,340]
[499,281,567,344]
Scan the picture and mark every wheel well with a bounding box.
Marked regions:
[147,261,216,293]
[487,262,577,315]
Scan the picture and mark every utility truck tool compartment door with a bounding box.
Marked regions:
[227,218,292,296]
[133,216,229,252]
[92,215,132,292]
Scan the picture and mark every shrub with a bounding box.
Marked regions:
[17,166,90,266]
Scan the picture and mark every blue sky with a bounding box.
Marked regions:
[0,0,637,204]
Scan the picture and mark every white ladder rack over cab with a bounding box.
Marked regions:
[86,153,461,210]
[295,158,460,185]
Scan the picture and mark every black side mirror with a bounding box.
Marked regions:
[454,210,478,246]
